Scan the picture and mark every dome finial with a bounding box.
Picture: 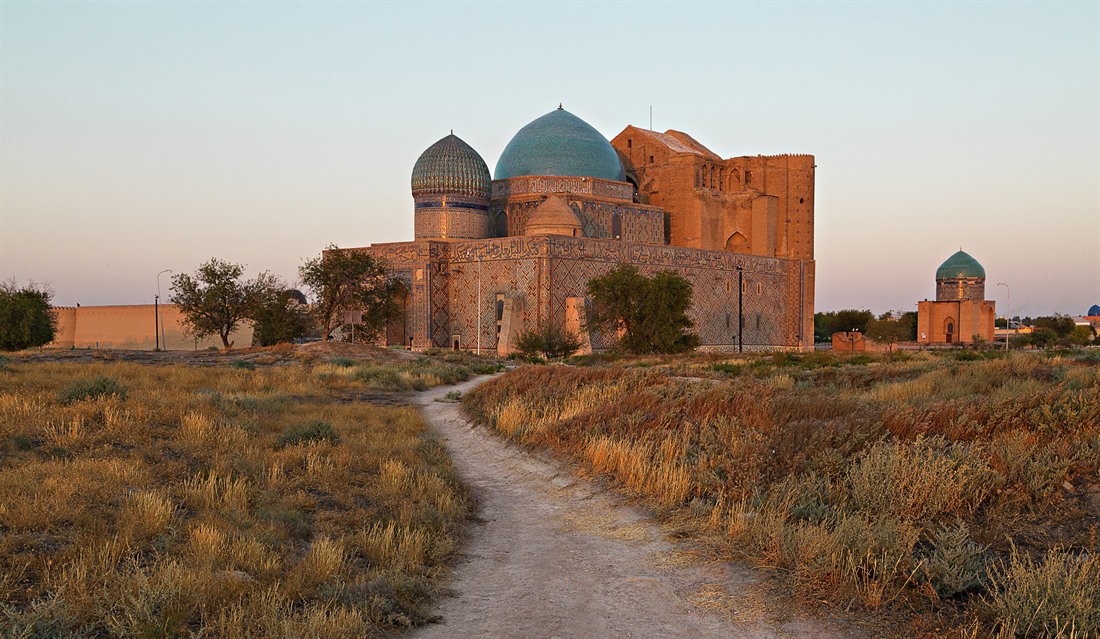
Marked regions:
[450,129,453,135]
[558,103,563,110]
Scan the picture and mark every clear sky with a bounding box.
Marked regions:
[2,1,1097,317]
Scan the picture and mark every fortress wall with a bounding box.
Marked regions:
[49,304,253,350]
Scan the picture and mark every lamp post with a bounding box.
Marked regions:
[157,269,172,351]
[997,282,1010,351]
[736,264,744,353]
[476,255,482,355]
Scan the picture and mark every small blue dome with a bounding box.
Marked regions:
[1088,304,1100,317]
[495,108,626,182]
[411,134,491,199]
[936,250,985,280]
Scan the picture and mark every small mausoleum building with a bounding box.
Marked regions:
[345,107,816,354]
[917,250,996,345]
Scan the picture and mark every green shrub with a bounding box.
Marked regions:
[329,357,355,368]
[515,324,583,360]
[708,362,742,376]
[231,360,256,370]
[276,420,340,448]
[58,376,128,404]
[917,521,988,598]
[952,350,982,361]
[986,547,1100,637]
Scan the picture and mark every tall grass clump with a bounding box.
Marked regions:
[58,375,127,403]
[464,351,1100,634]
[986,547,1100,637]
[277,420,340,448]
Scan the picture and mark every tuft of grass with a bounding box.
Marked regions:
[58,375,127,403]
[231,360,256,370]
[985,546,1100,637]
[277,420,340,448]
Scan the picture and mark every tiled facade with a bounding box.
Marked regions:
[358,235,812,351]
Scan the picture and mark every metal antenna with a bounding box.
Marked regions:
[650,105,653,130]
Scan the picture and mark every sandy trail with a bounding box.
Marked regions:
[410,375,857,639]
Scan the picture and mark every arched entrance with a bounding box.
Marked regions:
[725,232,749,253]
[944,317,955,344]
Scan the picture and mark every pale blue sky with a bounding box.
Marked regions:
[2,1,1097,316]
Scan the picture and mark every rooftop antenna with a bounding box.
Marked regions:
[650,105,653,130]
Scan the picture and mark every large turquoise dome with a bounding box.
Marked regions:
[936,250,985,280]
[494,108,626,182]
[411,134,491,199]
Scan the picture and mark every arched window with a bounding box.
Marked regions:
[731,169,740,184]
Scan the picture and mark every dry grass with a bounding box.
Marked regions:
[0,360,471,637]
[464,352,1100,637]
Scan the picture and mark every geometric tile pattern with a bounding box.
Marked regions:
[362,234,809,352]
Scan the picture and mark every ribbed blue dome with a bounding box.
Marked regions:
[936,250,986,280]
[1088,304,1100,317]
[411,134,491,199]
[495,108,626,182]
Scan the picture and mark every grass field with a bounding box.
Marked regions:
[0,355,477,638]
[464,350,1100,638]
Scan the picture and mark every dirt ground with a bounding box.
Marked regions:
[9,341,420,366]
[410,376,862,639]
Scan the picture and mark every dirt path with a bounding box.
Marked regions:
[410,376,859,639]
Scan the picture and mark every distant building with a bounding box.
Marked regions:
[1082,304,1100,331]
[342,106,816,353]
[916,250,996,345]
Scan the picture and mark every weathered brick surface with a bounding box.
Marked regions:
[347,124,817,353]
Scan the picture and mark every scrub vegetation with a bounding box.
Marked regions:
[463,350,1100,638]
[0,358,474,637]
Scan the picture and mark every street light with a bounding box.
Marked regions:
[736,264,744,353]
[476,255,482,355]
[157,269,172,351]
[997,282,1010,351]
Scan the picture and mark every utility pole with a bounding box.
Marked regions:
[477,255,482,355]
[157,269,172,350]
[737,265,744,353]
[997,282,1010,351]
[154,294,160,351]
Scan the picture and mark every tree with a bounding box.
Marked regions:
[1067,324,1095,346]
[865,313,913,351]
[1033,315,1076,339]
[252,289,314,346]
[814,309,874,342]
[900,311,919,341]
[299,245,405,342]
[170,259,280,349]
[0,281,58,351]
[586,264,698,354]
[514,324,583,360]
